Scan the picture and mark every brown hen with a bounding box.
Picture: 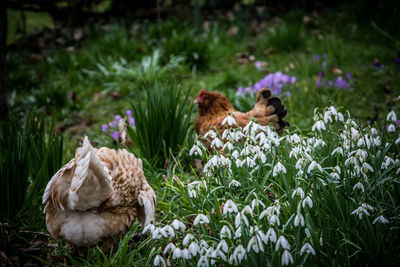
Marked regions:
[194,88,289,137]
[42,137,156,249]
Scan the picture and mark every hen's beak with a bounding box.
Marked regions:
[193,98,199,104]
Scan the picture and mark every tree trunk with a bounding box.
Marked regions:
[0,3,8,120]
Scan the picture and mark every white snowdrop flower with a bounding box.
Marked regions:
[229,179,241,188]
[199,240,209,252]
[232,245,246,265]
[275,235,290,251]
[345,156,358,167]
[312,120,326,131]
[273,162,287,177]
[300,242,316,255]
[268,214,280,226]
[290,146,302,159]
[194,214,210,226]
[183,248,191,260]
[189,242,200,257]
[234,227,242,239]
[387,124,396,133]
[331,147,344,156]
[211,249,227,265]
[302,196,313,208]
[163,243,176,254]
[324,111,333,123]
[222,142,234,151]
[265,228,277,243]
[233,131,245,141]
[328,106,338,116]
[245,156,256,167]
[235,159,243,168]
[294,213,305,227]
[292,187,305,199]
[183,233,195,246]
[334,165,341,174]
[172,248,183,259]
[313,139,326,148]
[217,239,229,253]
[222,114,237,126]
[353,182,365,193]
[247,236,264,253]
[373,215,389,224]
[190,143,202,157]
[351,203,373,220]
[197,256,209,267]
[209,155,219,166]
[231,150,239,159]
[188,188,197,198]
[154,255,166,267]
[223,200,238,215]
[204,130,217,139]
[395,137,400,145]
[387,111,397,122]
[336,112,344,122]
[241,205,253,216]
[330,172,340,180]
[281,250,294,266]
[291,133,301,143]
[307,161,323,173]
[220,225,232,239]
[251,198,266,210]
[295,157,305,170]
[211,138,223,148]
[235,212,249,228]
[373,136,381,146]
[258,152,267,163]
[152,227,168,239]
[371,127,378,136]
[142,223,155,234]
[361,162,373,173]
[162,225,175,237]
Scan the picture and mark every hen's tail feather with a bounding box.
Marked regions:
[258,89,289,132]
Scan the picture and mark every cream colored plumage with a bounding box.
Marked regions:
[42,136,156,247]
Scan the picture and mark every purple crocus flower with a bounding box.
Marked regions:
[396,120,400,127]
[285,91,291,97]
[112,131,119,140]
[318,71,324,77]
[316,78,323,87]
[129,117,135,126]
[328,80,333,87]
[237,87,244,95]
[126,110,132,117]
[322,61,327,69]
[335,76,350,90]
[395,58,400,67]
[323,53,328,60]
[115,115,122,123]
[102,124,109,132]
[373,59,384,68]
[346,72,352,80]
[255,61,262,71]
[109,121,116,128]
[313,54,320,61]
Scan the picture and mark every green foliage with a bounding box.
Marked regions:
[127,81,194,167]
[260,24,304,52]
[0,113,63,223]
[164,32,210,70]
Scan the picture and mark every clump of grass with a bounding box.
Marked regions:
[0,113,63,224]
[127,81,194,167]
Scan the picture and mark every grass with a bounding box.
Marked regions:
[4,5,400,266]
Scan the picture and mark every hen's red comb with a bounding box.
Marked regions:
[197,89,207,98]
